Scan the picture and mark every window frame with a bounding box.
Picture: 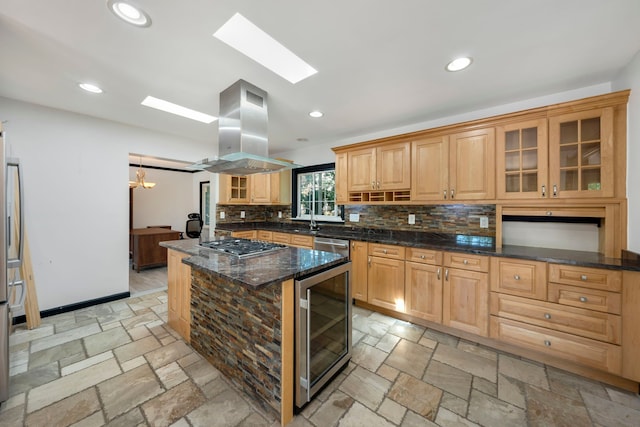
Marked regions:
[200,181,211,226]
[291,162,344,222]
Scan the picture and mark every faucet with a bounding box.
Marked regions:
[309,204,319,231]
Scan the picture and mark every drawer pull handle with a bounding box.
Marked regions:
[383,249,388,254]
[420,255,426,259]
[514,274,520,280]
[463,259,468,265]
[445,269,449,281]
[579,296,588,303]
[580,275,587,281]
[544,340,551,347]
[437,268,441,280]
[544,313,551,320]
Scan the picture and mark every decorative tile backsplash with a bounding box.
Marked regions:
[215,204,495,237]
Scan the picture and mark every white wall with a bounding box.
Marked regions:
[0,96,210,311]
[613,50,640,253]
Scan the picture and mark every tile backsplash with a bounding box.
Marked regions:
[216,204,495,237]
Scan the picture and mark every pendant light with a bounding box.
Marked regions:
[129,158,156,189]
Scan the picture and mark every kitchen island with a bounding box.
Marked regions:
[160,238,347,426]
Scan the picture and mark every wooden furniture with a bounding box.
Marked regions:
[256,230,314,249]
[350,241,368,301]
[167,249,191,343]
[367,243,405,311]
[219,169,292,205]
[231,230,257,239]
[405,248,443,323]
[130,228,181,272]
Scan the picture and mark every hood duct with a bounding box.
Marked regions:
[189,80,299,175]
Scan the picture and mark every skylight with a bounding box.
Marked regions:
[141,96,217,124]
[213,13,318,84]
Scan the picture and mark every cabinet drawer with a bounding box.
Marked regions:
[490,317,621,375]
[549,264,621,292]
[369,243,405,260]
[406,248,442,265]
[257,230,273,241]
[271,232,291,244]
[290,235,314,248]
[490,258,547,300]
[444,252,489,272]
[548,283,621,314]
[231,230,257,239]
[490,293,621,344]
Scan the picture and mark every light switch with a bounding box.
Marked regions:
[349,213,360,222]
[278,211,282,218]
[240,211,245,219]
[220,212,225,219]
[408,214,415,225]
[480,216,489,228]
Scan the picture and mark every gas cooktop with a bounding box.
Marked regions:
[200,239,287,258]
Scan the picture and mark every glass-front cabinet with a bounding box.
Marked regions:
[549,108,614,198]
[496,119,548,199]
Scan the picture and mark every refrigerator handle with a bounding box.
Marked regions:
[9,280,25,311]
[7,159,23,267]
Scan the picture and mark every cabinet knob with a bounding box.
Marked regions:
[579,296,588,303]
[541,185,546,197]
[420,255,426,259]
[463,259,468,265]
[580,275,588,281]
[450,189,455,199]
[553,184,558,197]
[371,181,375,189]
[383,249,388,254]
[514,274,520,280]
[368,257,371,267]
[546,211,553,216]
[544,340,551,347]
[352,242,355,249]
[377,181,380,189]
[443,190,447,200]
[544,313,551,320]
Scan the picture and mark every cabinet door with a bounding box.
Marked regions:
[496,119,548,199]
[377,142,411,190]
[251,174,271,204]
[443,268,489,336]
[405,261,442,323]
[368,256,405,312]
[548,108,614,198]
[449,128,495,200]
[220,175,249,204]
[348,147,376,191]
[168,249,191,343]
[350,241,368,301]
[411,136,449,201]
[335,152,348,203]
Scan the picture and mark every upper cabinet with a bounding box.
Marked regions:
[412,128,495,202]
[219,170,291,205]
[548,108,614,198]
[333,90,628,205]
[348,142,411,191]
[496,119,548,199]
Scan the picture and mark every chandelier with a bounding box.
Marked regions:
[129,159,156,189]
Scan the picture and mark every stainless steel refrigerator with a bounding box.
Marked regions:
[0,127,25,403]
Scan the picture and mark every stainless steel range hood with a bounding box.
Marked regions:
[189,80,299,175]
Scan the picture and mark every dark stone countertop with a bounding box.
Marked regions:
[215,222,640,272]
[160,238,348,289]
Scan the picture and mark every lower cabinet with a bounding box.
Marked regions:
[443,265,489,337]
[405,261,442,323]
[350,241,368,302]
[167,249,191,343]
[231,230,257,239]
[367,244,405,312]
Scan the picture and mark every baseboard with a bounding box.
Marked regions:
[12,292,131,325]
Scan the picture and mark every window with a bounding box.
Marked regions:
[292,163,343,222]
[200,181,210,226]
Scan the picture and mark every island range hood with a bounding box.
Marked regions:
[189,80,299,175]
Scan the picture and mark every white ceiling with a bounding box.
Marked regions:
[2,0,640,165]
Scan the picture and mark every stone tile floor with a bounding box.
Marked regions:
[2,291,640,426]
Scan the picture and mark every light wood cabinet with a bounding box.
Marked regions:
[335,152,348,204]
[350,241,368,302]
[548,108,614,198]
[496,119,548,199]
[411,129,495,202]
[405,261,442,323]
[443,265,489,336]
[490,257,547,300]
[289,234,313,249]
[367,244,405,312]
[231,230,257,239]
[348,142,410,192]
[257,230,273,241]
[219,170,291,205]
[167,249,191,343]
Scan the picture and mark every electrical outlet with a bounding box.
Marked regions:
[278,211,282,218]
[408,214,415,225]
[219,212,225,219]
[240,211,245,219]
[480,216,489,228]
[349,213,360,222]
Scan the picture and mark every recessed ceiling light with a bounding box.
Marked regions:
[446,57,472,72]
[79,83,103,94]
[141,96,217,124]
[213,13,317,84]
[309,111,323,118]
[107,0,151,27]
